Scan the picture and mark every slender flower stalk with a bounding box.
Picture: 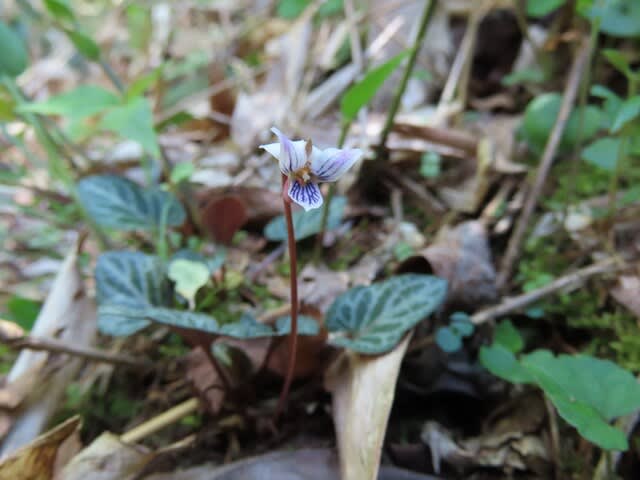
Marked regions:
[275,173,299,420]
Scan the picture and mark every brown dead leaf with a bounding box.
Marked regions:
[299,265,350,314]
[201,195,248,245]
[398,220,497,309]
[0,416,80,480]
[611,275,640,319]
[185,347,225,414]
[325,334,412,480]
[58,431,154,480]
[196,186,282,228]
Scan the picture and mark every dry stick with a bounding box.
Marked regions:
[121,397,199,444]
[472,257,623,325]
[274,175,299,422]
[377,0,439,151]
[496,39,592,290]
[0,335,150,369]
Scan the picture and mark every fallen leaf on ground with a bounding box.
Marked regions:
[185,347,225,414]
[325,334,412,480]
[611,275,640,319]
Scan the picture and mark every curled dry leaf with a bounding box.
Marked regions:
[58,431,154,480]
[325,334,412,480]
[185,347,225,414]
[200,195,248,245]
[610,275,640,319]
[398,220,497,309]
[0,416,80,480]
[196,187,282,228]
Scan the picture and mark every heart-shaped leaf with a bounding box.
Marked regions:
[326,274,447,354]
[264,196,346,242]
[78,174,186,231]
[95,251,169,336]
[168,259,210,305]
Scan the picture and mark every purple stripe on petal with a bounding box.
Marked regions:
[271,127,307,175]
[288,181,323,211]
[311,148,363,182]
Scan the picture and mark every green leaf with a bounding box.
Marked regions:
[502,67,546,86]
[264,196,347,242]
[326,274,447,354]
[18,85,119,119]
[43,0,75,24]
[100,97,160,157]
[522,350,640,450]
[218,314,274,338]
[95,251,169,336]
[582,137,621,171]
[450,312,474,338]
[602,49,633,78]
[526,0,566,17]
[126,67,162,100]
[170,162,194,184]
[521,93,602,153]
[590,84,623,124]
[479,344,534,383]
[493,319,524,353]
[435,327,462,353]
[168,259,210,305]
[341,50,411,123]
[66,29,101,60]
[77,174,186,231]
[275,315,320,336]
[125,4,152,51]
[579,0,640,38]
[0,22,29,77]
[419,152,441,178]
[6,296,41,331]
[143,307,220,334]
[276,0,310,19]
[611,96,640,133]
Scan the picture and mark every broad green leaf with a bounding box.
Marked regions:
[341,50,411,123]
[611,96,640,133]
[18,85,119,119]
[6,295,40,331]
[522,350,640,450]
[66,29,101,60]
[526,0,566,17]
[579,0,640,38]
[95,251,169,336]
[326,274,447,354]
[168,259,210,305]
[100,97,160,157]
[264,196,347,242]
[144,307,220,334]
[275,315,320,336]
[602,49,633,78]
[590,84,623,124]
[218,314,274,338]
[171,249,226,273]
[479,344,534,383]
[43,0,75,24]
[77,174,186,231]
[493,319,524,353]
[0,22,29,77]
[582,137,621,171]
[435,327,462,353]
[521,93,602,153]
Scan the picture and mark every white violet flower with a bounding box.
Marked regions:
[260,127,363,211]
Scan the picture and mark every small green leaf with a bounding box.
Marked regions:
[95,251,169,336]
[582,137,621,171]
[526,0,566,17]
[502,67,546,86]
[168,259,210,305]
[6,296,41,331]
[43,0,75,24]
[0,22,29,78]
[419,152,441,178]
[611,96,640,133]
[66,29,101,60]
[435,327,462,353]
[493,319,524,353]
[602,49,633,78]
[18,85,119,119]
[77,174,186,231]
[100,97,160,157]
[170,162,194,184]
[126,67,162,100]
[579,0,640,38]
[264,196,346,242]
[326,274,447,354]
[590,84,623,124]
[450,312,474,338]
[125,4,152,51]
[479,344,534,384]
[340,50,411,123]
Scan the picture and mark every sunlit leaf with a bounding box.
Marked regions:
[168,259,210,305]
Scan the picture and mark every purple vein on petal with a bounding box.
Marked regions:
[313,148,362,182]
[288,180,323,211]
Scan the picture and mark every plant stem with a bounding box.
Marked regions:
[312,121,351,263]
[275,174,299,422]
[377,0,438,152]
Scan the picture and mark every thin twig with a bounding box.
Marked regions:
[377,0,439,151]
[1,334,151,369]
[121,397,199,444]
[472,257,623,325]
[496,38,592,290]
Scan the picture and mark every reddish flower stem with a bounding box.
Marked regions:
[274,174,299,422]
